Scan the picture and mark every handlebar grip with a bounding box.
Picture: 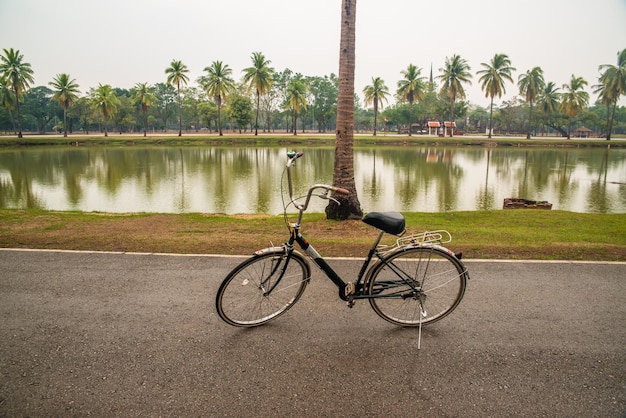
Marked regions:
[287,151,304,160]
[333,187,350,195]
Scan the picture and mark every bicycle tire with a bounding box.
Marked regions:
[367,246,467,327]
[216,249,310,327]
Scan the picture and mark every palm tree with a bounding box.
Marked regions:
[130,82,156,137]
[242,52,274,135]
[165,59,189,136]
[538,82,560,113]
[285,78,307,135]
[518,67,545,139]
[477,53,515,138]
[198,61,235,136]
[437,54,472,125]
[396,65,426,136]
[325,0,362,220]
[595,49,626,140]
[0,48,35,138]
[363,77,389,136]
[537,81,561,134]
[49,73,80,137]
[90,83,120,137]
[560,75,589,139]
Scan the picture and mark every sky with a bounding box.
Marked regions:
[1,0,625,109]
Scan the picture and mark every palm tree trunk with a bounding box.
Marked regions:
[449,97,455,126]
[373,99,378,136]
[63,108,68,137]
[143,107,148,137]
[527,102,533,139]
[14,86,23,138]
[408,101,413,136]
[607,100,617,140]
[217,96,223,136]
[177,87,182,136]
[325,0,362,220]
[488,98,493,139]
[567,118,572,139]
[254,91,260,136]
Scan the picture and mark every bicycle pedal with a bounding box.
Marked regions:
[344,282,355,297]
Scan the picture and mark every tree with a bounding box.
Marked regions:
[438,54,472,125]
[22,86,55,133]
[396,64,427,136]
[242,51,274,135]
[0,48,35,137]
[560,75,589,139]
[197,100,218,131]
[49,73,80,137]
[90,83,120,136]
[539,81,560,114]
[325,0,363,220]
[69,96,93,134]
[198,61,235,136]
[363,77,389,136]
[595,49,626,140]
[152,82,176,131]
[130,82,156,137]
[537,81,562,135]
[477,53,515,138]
[227,94,253,133]
[285,78,307,135]
[308,74,338,132]
[518,67,545,139]
[165,59,189,136]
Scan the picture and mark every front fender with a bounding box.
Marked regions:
[252,245,312,281]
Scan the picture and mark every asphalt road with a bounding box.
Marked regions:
[1,249,625,417]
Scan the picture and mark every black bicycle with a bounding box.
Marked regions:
[216,151,469,328]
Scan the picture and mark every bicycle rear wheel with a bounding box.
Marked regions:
[216,250,310,327]
[367,246,467,327]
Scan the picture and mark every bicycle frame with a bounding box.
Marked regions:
[279,151,451,303]
[283,221,387,302]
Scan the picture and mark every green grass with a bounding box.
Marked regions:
[0,209,624,261]
[1,133,624,148]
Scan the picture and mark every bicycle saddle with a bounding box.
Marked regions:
[362,212,406,236]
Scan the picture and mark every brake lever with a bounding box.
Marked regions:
[316,192,341,206]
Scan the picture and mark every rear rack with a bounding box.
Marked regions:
[378,230,452,252]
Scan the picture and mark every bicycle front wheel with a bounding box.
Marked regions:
[367,246,467,327]
[216,249,310,327]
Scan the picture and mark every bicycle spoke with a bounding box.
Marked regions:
[368,247,466,327]
[216,251,310,327]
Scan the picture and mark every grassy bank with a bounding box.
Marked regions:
[1,133,624,148]
[1,209,624,261]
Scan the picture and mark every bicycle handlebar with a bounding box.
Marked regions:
[286,151,349,212]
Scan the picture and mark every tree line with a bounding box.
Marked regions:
[1,47,625,140]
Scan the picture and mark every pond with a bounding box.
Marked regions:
[1,145,625,214]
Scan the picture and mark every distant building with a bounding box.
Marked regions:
[427,121,440,136]
[572,126,592,138]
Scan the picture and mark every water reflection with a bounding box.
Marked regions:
[0,145,624,214]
